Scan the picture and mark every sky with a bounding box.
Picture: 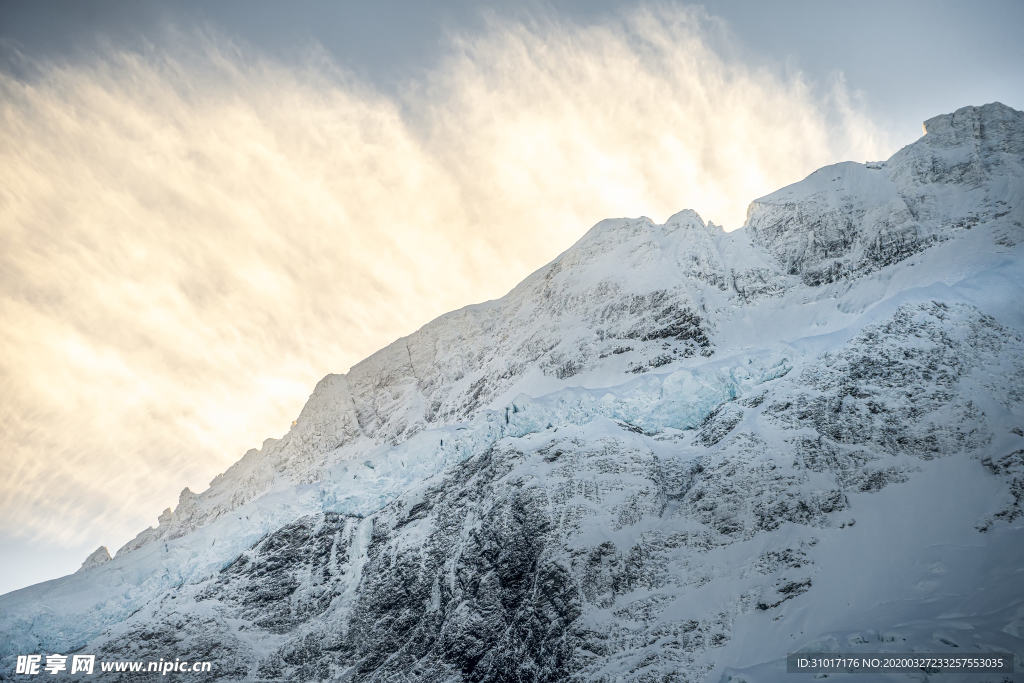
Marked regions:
[1,0,1022,596]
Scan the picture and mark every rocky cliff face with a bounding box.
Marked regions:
[3,103,1024,683]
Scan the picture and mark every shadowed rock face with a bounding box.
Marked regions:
[3,104,1024,682]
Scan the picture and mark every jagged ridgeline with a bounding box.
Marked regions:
[3,103,1024,683]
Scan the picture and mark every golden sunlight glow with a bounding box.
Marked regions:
[0,7,892,549]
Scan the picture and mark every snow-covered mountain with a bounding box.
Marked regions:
[2,102,1023,682]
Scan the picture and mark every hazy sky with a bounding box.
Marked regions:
[1,0,1022,595]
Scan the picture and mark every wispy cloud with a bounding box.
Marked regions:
[0,6,892,552]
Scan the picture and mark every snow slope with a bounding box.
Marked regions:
[2,102,1023,682]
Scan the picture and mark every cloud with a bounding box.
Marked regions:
[0,6,892,554]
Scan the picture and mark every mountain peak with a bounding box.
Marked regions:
[747,102,1023,286]
[921,101,1023,146]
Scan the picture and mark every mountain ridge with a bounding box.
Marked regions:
[118,102,1022,559]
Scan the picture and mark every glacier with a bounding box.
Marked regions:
[1,102,1023,682]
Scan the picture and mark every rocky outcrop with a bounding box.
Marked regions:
[75,546,111,572]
